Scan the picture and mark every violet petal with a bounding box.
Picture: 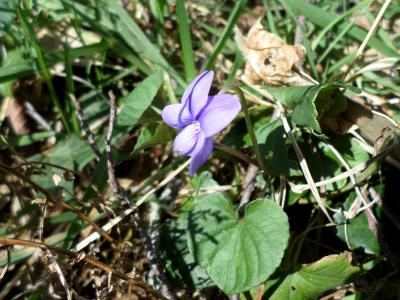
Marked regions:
[173,121,201,156]
[198,94,241,137]
[189,137,213,176]
[181,71,214,119]
[162,104,192,128]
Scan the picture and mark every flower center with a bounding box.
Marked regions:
[187,121,201,145]
[191,121,201,135]
[175,121,201,155]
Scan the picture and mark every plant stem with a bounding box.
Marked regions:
[235,87,270,176]
[204,0,246,70]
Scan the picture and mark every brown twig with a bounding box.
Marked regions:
[37,199,47,242]
[105,91,175,299]
[18,160,101,199]
[74,159,190,251]
[215,142,258,166]
[0,237,167,300]
[0,161,114,243]
[105,91,130,206]
[70,94,101,161]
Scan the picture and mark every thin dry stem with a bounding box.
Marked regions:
[0,237,167,300]
[277,102,333,222]
[24,101,53,131]
[70,94,101,161]
[239,164,258,213]
[74,159,190,252]
[291,136,400,193]
[0,162,114,243]
[343,0,393,80]
[104,91,176,299]
[43,248,72,300]
[214,142,258,166]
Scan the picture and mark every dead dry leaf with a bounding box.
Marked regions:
[5,98,31,135]
[235,19,309,86]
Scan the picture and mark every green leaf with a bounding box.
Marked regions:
[0,41,111,84]
[0,49,25,97]
[330,135,370,168]
[313,141,348,191]
[334,193,380,255]
[61,0,184,86]
[134,121,175,151]
[0,0,16,38]
[265,82,358,132]
[30,134,94,170]
[37,0,72,21]
[255,119,301,176]
[266,253,360,300]
[31,164,74,202]
[283,0,399,58]
[188,195,289,294]
[117,70,164,127]
[107,0,184,86]
[160,216,213,289]
[0,131,56,150]
[223,107,271,148]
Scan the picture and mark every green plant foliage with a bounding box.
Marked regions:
[329,135,370,168]
[222,109,271,148]
[0,0,15,38]
[188,194,290,294]
[265,83,359,132]
[160,216,213,289]
[0,49,25,97]
[265,253,360,299]
[283,0,400,58]
[30,134,94,170]
[255,119,301,176]
[1,0,399,298]
[117,69,164,127]
[0,131,55,149]
[134,121,175,151]
[334,193,380,255]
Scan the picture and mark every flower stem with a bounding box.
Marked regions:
[234,87,270,176]
[214,142,257,166]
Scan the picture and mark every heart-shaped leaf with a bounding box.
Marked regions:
[159,217,213,289]
[266,253,360,300]
[188,194,289,294]
[264,82,360,132]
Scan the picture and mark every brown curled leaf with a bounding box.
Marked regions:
[235,18,309,86]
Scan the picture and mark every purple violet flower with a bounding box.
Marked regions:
[162,71,241,176]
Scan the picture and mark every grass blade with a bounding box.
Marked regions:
[204,0,246,70]
[176,0,196,80]
[0,41,111,84]
[17,7,71,132]
[284,0,400,58]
